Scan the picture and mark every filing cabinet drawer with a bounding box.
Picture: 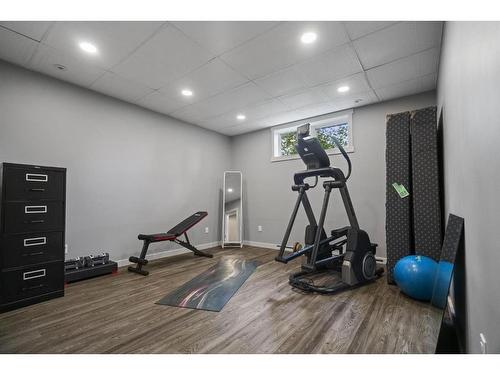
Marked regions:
[1,262,64,303]
[2,166,65,201]
[0,232,64,269]
[2,201,65,234]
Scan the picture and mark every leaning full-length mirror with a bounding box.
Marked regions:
[222,171,243,248]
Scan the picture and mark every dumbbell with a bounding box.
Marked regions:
[84,252,110,267]
[64,256,85,271]
[83,256,94,267]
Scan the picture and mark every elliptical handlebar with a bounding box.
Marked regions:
[330,135,352,181]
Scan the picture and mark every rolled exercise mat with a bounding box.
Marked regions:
[411,107,442,261]
[157,257,259,312]
[386,111,413,284]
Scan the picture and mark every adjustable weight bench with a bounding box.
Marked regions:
[128,211,212,276]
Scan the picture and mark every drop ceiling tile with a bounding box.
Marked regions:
[112,25,214,89]
[278,86,329,110]
[221,122,266,136]
[28,43,106,87]
[417,47,440,76]
[191,82,271,119]
[297,43,362,86]
[0,21,53,41]
[198,112,240,130]
[158,58,248,103]
[170,102,212,124]
[320,72,372,99]
[325,89,379,111]
[366,55,419,89]
[243,99,289,120]
[0,27,39,66]
[221,21,349,79]
[252,111,299,128]
[43,22,163,70]
[254,65,310,97]
[420,73,438,91]
[366,47,440,89]
[375,78,422,101]
[353,21,442,69]
[172,21,279,55]
[137,90,189,115]
[90,72,154,103]
[201,98,288,130]
[343,21,398,40]
[417,22,443,50]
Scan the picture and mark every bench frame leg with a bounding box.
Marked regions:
[128,240,151,276]
[175,232,213,258]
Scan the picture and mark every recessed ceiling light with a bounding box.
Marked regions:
[181,89,193,97]
[227,188,233,193]
[300,32,317,44]
[79,41,98,54]
[337,85,350,93]
[236,114,246,120]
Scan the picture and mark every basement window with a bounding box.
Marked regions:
[271,110,354,162]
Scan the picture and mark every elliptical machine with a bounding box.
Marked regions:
[275,123,384,294]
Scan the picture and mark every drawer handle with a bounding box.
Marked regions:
[23,269,46,280]
[23,252,44,257]
[25,205,47,214]
[29,188,46,192]
[26,173,48,182]
[22,284,46,291]
[26,220,45,224]
[24,237,47,247]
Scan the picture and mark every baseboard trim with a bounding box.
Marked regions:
[243,240,279,250]
[116,241,221,268]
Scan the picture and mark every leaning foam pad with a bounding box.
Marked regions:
[385,111,413,284]
[411,107,442,261]
[157,257,259,312]
[431,214,464,309]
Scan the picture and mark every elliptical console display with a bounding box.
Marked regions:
[275,123,383,293]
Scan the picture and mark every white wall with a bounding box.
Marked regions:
[437,22,500,353]
[0,61,231,262]
[231,91,436,257]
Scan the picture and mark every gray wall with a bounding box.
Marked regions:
[437,22,500,353]
[0,60,231,261]
[231,91,436,258]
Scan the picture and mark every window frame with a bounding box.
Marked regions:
[270,109,354,162]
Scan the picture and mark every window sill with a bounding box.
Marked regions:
[270,145,355,163]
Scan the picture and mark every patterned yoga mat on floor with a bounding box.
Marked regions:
[157,257,260,312]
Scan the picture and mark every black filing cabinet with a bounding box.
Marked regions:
[0,163,66,312]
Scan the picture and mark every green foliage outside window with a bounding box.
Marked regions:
[316,123,349,150]
[279,123,349,156]
[280,131,298,156]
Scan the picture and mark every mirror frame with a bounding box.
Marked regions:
[222,171,243,248]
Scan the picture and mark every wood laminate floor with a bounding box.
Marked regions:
[0,246,442,353]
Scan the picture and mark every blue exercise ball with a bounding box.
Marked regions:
[394,255,438,301]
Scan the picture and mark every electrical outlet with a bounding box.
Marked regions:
[64,244,68,254]
[258,225,263,232]
[480,333,488,354]
[204,227,209,234]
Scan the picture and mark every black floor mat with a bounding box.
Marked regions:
[156,257,259,312]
